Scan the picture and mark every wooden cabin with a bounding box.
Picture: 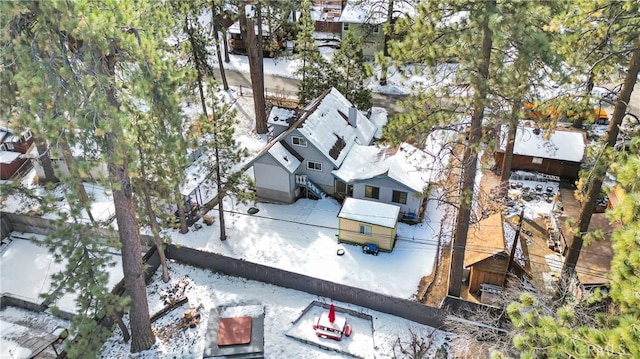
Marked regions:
[494,126,586,181]
[337,198,400,252]
[464,213,528,293]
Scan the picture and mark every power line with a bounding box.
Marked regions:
[215,207,619,278]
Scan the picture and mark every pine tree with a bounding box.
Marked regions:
[330,30,373,110]
[211,0,230,90]
[388,0,496,297]
[294,0,332,104]
[557,0,640,279]
[1,0,186,353]
[239,1,268,133]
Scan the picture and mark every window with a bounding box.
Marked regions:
[373,25,379,33]
[292,136,307,147]
[365,185,379,199]
[335,180,355,196]
[392,190,407,204]
[359,225,372,236]
[532,157,543,164]
[307,161,322,171]
[5,142,14,150]
[343,23,349,31]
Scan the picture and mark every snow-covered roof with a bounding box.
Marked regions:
[499,126,586,162]
[267,107,298,127]
[333,140,444,192]
[228,21,272,35]
[338,197,400,228]
[368,107,388,139]
[297,88,376,167]
[339,0,416,25]
[0,151,22,164]
[180,153,210,196]
[268,141,301,174]
[388,143,434,192]
[333,144,393,181]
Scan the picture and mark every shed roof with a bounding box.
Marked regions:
[338,197,400,228]
[464,213,506,267]
[498,126,586,162]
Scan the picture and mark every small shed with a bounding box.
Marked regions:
[493,126,586,180]
[337,198,400,251]
[464,213,527,293]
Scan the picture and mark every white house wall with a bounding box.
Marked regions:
[253,157,296,203]
[351,176,424,216]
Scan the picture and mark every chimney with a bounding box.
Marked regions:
[348,105,358,128]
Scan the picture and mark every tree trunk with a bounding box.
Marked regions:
[135,140,169,283]
[101,53,155,353]
[499,102,521,195]
[142,188,170,282]
[35,136,59,183]
[213,21,229,90]
[175,183,189,234]
[562,40,640,278]
[448,2,494,297]
[239,3,268,134]
[59,132,95,223]
[213,115,227,241]
[379,0,394,86]
[222,27,230,63]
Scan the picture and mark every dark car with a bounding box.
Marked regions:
[362,243,379,256]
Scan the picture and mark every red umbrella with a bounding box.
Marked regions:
[328,304,336,324]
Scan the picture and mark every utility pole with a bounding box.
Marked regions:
[502,208,525,286]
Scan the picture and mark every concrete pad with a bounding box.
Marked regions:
[285,302,374,359]
[203,304,264,359]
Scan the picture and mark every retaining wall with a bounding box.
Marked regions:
[165,244,446,329]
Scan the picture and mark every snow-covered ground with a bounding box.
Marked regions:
[100,262,448,359]
[0,234,123,314]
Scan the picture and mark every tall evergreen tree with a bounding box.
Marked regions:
[557,0,640,279]
[294,0,332,104]
[1,0,185,353]
[239,1,268,133]
[388,0,496,297]
[330,30,373,110]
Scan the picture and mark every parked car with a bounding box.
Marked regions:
[362,243,379,256]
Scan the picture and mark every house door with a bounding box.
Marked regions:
[335,180,353,197]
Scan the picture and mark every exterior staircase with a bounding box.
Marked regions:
[295,175,327,199]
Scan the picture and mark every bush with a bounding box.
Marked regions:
[203,215,215,226]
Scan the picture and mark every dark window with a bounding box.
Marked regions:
[359,225,372,235]
[343,23,350,31]
[392,191,407,204]
[292,136,307,147]
[365,185,379,199]
[307,161,322,171]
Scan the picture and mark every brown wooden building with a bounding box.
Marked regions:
[494,126,586,180]
[464,213,528,293]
